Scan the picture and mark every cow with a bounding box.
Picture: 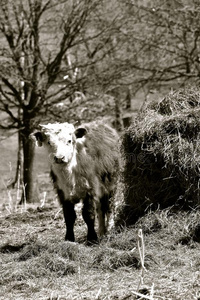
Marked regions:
[33,121,119,243]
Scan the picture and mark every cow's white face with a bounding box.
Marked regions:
[34,122,87,165]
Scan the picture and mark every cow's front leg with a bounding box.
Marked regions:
[82,194,98,243]
[62,200,76,242]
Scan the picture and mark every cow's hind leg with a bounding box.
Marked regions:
[97,194,110,237]
[62,199,76,242]
[82,194,98,243]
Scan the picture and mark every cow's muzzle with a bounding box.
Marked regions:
[54,156,65,164]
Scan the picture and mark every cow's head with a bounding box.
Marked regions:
[33,122,87,164]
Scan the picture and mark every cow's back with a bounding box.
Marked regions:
[75,122,119,196]
[77,122,118,172]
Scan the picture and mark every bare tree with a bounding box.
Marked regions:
[114,0,200,94]
[0,0,122,202]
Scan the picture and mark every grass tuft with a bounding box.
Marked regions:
[17,242,48,261]
[91,247,140,271]
[0,242,26,253]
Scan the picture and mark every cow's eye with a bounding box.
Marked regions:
[68,140,72,144]
[48,141,51,145]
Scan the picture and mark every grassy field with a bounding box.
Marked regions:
[0,109,200,300]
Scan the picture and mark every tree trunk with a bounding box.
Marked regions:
[114,97,123,132]
[7,131,23,189]
[16,131,23,184]
[20,131,35,204]
[125,86,132,110]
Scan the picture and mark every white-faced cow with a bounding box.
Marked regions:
[33,121,119,243]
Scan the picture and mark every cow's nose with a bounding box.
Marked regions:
[54,156,65,164]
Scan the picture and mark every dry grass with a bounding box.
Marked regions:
[0,203,200,300]
[116,87,200,226]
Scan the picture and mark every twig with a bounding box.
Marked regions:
[40,191,47,207]
[150,283,155,300]
[21,183,27,212]
[137,229,146,292]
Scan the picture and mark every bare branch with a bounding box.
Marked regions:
[1,76,23,104]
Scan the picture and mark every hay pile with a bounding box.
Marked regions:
[116,88,200,226]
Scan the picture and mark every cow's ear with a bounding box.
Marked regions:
[31,132,44,147]
[74,127,87,138]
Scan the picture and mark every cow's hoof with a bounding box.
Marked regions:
[86,232,99,245]
[65,234,75,242]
